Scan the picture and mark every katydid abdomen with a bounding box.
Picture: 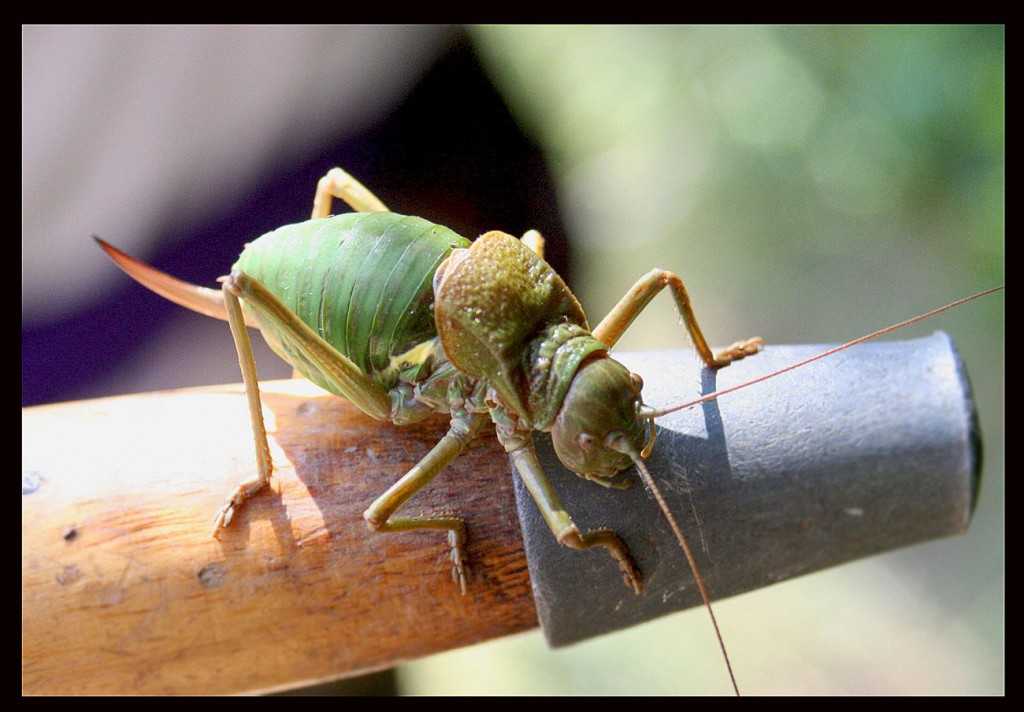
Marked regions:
[234,212,469,396]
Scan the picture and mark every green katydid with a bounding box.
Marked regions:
[96,167,1000,695]
[96,167,763,597]
[97,167,765,693]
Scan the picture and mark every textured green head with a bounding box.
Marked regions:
[550,355,649,478]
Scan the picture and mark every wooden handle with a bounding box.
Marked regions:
[22,380,536,695]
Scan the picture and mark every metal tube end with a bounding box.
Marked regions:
[513,333,982,647]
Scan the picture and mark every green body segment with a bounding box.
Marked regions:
[233,212,470,395]
[433,232,596,426]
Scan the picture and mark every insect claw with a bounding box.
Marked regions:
[618,556,643,595]
[448,528,471,595]
[211,505,234,537]
[714,336,764,363]
[211,479,268,537]
[453,563,471,596]
[450,556,471,595]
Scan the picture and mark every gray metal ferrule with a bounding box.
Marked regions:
[512,333,980,647]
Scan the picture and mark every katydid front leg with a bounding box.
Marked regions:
[592,268,763,367]
[510,440,643,595]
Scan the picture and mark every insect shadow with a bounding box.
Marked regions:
[517,337,976,647]
[211,382,528,597]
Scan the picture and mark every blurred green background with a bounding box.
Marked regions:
[23,25,1003,694]
[399,24,1004,695]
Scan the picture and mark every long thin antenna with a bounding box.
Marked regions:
[609,439,741,696]
[642,286,1003,419]
[623,284,1001,696]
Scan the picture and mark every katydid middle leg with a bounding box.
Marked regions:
[363,411,489,594]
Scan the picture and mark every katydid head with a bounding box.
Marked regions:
[550,355,652,480]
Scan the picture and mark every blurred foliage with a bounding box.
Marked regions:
[397,25,1003,695]
[467,25,1001,344]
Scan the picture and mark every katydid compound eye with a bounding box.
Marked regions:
[630,372,643,395]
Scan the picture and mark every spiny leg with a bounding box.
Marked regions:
[592,268,762,368]
[226,270,393,420]
[363,412,489,594]
[214,279,274,534]
[311,167,389,218]
[510,441,642,594]
[215,268,394,533]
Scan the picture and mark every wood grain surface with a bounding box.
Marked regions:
[23,380,537,695]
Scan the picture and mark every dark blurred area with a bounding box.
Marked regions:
[22,30,568,408]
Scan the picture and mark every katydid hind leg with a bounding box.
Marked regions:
[297,167,391,380]
[592,268,762,367]
[226,270,393,422]
[214,280,275,534]
[213,268,393,533]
